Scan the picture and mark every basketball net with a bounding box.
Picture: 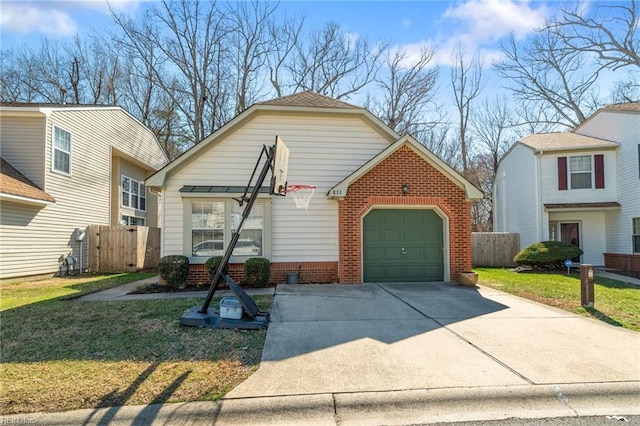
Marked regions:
[286,185,316,210]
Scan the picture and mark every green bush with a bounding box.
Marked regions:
[158,255,189,289]
[244,258,271,287]
[204,256,229,287]
[513,241,583,270]
[205,256,226,280]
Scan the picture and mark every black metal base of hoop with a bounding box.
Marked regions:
[180,274,269,329]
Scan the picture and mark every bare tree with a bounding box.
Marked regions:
[286,22,387,99]
[549,1,640,71]
[112,0,231,144]
[266,16,304,97]
[228,0,277,114]
[450,44,483,175]
[494,30,600,130]
[470,96,516,229]
[368,47,441,136]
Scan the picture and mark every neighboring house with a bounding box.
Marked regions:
[494,102,639,270]
[0,103,169,281]
[147,92,482,284]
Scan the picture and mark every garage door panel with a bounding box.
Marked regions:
[383,229,402,241]
[363,209,444,282]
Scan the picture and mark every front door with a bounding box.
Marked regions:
[560,222,581,262]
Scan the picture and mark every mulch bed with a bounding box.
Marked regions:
[129,283,277,294]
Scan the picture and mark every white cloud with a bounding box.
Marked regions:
[394,0,550,67]
[443,0,548,42]
[401,18,411,29]
[0,3,77,35]
[0,0,139,36]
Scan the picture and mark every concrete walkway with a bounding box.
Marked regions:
[77,276,275,301]
[8,276,640,425]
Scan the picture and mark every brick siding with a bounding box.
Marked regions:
[338,144,473,283]
[184,261,338,285]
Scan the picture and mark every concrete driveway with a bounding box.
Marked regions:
[227,281,639,400]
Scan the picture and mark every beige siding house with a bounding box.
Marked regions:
[494,102,639,271]
[0,103,168,281]
[147,92,482,285]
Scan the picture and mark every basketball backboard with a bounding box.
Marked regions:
[271,136,289,195]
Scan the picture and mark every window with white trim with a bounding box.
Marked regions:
[52,125,72,175]
[633,218,640,254]
[121,176,146,211]
[121,215,145,226]
[191,200,264,258]
[569,155,592,189]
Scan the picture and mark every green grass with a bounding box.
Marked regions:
[0,272,157,311]
[474,267,640,332]
[0,275,271,415]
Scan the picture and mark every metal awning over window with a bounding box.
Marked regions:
[179,185,270,194]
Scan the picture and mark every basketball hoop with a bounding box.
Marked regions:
[286,185,316,210]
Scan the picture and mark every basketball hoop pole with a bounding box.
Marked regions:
[198,144,275,314]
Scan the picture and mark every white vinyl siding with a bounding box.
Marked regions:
[0,107,167,280]
[577,110,639,254]
[494,143,539,249]
[0,115,46,188]
[161,112,391,262]
[541,151,616,205]
[52,125,72,175]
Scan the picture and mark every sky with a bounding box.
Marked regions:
[0,0,553,66]
[0,0,630,121]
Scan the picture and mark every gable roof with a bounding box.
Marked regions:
[0,158,55,206]
[519,132,619,152]
[328,135,483,201]
[257,91,359,109]
[147,92,397,187]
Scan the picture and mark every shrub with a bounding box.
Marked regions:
[513,241,583,270]
[204,256,229,288]
[158,255,189,289]
[244,257,271,287]
[205,256,226,280]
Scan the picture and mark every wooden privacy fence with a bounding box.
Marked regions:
[472,232,520,267]
[87,225,161,273]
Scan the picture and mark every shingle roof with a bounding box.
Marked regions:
[258,91,359,109]
[602,102,640,112]
[519,132,619,151]
[0,158,56,203]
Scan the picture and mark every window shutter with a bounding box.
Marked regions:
[594,154,605,189]
[558,157,568,190]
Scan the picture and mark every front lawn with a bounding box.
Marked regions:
[0,274,270,415]
[474,267,640,332]
[0,272,157,310]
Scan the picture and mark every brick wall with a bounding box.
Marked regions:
[185,261,338,285]
[338,144,473,283]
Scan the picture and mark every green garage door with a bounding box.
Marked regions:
[363,209,443,282]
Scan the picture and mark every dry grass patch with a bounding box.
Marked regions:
[1,296,270,415]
